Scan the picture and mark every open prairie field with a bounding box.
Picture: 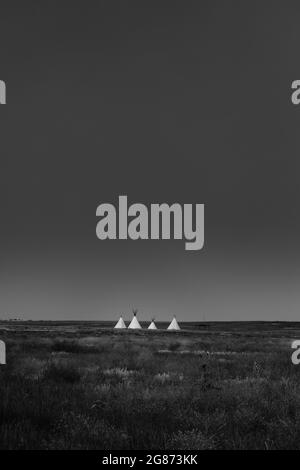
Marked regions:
[0,321,299,450]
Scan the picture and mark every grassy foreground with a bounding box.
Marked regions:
[0,321,299,450]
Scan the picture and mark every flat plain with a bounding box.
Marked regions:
[0,321,299,450]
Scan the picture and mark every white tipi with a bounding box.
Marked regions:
[114,316,126,329]
[148,319,157,330]
[128,310,142,329]
[167,316,180,330]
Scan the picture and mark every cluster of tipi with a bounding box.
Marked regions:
[114,311,180,330]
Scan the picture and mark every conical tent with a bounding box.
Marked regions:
[128,314,142,329]
[167,316,180,330]
[114,316,126,329]
[148,320,157,330]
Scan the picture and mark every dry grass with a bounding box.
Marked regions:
[0,321,299,449]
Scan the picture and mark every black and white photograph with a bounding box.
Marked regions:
[0,1,299,456]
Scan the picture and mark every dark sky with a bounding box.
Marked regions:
[0,1,299,321]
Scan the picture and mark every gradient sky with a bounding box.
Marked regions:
[0,1,299,321]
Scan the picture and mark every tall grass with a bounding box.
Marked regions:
[0,326,299,449]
